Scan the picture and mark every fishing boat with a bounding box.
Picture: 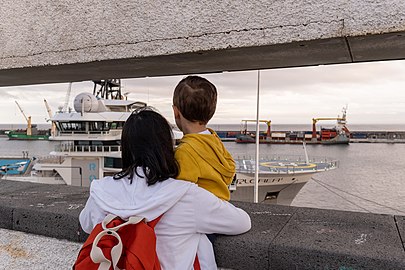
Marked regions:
[230,155,338,205]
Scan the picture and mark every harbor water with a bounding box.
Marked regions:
[1,130,405,216]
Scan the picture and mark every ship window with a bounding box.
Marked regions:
[89,121,110,132]
[104,157,122,169]
[76,141,89,145]
[60,122,85,132]
[110,122,124,129]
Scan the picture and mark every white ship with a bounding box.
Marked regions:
[2,79,181,187]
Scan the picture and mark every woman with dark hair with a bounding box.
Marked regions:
[79,108,251,269]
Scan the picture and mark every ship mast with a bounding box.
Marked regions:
[92,79,122,100]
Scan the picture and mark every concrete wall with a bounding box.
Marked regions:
[1,0,405,86]
[0,180,404,269]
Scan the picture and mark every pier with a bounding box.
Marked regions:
[0,180,404,269]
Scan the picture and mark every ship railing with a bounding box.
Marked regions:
[36,155,64,164]
[55,130,121,137]
[54,145,122,153]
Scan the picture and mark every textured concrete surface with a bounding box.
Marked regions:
[0,228,81,270]
[0,180,405,269]
[215,201,297,269]
[268,208,405,269]
[0,1,405,86]
[0,180,88,242]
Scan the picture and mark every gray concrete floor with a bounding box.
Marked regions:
[0,228,81,270]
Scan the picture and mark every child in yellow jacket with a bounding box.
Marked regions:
[172,75,235,201]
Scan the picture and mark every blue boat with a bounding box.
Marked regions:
[0,158,31,175]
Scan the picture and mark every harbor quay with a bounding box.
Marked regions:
[0,180,404,269]
[215,130,405,144]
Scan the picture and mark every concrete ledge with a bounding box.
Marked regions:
[0,180,87,242]
[396,215,405,248]
[0,180,404,269]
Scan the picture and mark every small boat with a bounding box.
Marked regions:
[230,155,338,205]
[0,158,31,175]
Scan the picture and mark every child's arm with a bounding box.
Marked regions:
[175,147,200,183]
[192,185,251,235]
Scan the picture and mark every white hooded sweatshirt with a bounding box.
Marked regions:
[79,168,251,270]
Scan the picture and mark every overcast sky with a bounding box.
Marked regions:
[1,59,405,126]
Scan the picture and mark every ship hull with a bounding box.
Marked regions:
[230,172,312,205]
[7,132,49,140]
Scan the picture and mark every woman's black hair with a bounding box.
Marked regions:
[113,108,179,185]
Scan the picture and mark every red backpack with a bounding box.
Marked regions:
[73,214,163,270]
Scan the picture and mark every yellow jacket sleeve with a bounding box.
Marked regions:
[175,146,200,183]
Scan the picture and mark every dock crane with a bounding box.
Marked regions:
[15,101,32,136]
[311,106,349,139]
[43,99,56,137]
[241,119,271,139]
[62,82,72,112]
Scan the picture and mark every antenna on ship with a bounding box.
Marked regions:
[92,79,122,100]
[302,141,310,164]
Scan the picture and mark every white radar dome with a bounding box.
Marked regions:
[73,93,100,112]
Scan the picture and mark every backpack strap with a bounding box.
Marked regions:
[90,214,146,270]
[101,214,144,231]
[90,229,122,270]
[193,254,201,270]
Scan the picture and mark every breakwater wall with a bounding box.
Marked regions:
[0,180,404,269]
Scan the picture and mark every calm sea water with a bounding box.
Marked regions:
[1,126,405,216]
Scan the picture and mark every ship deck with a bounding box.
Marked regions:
[235,157,338,174]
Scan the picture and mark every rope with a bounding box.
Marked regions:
[311,177,405,215]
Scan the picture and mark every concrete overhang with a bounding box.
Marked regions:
[1,32,405,87]
[1,0,405,87]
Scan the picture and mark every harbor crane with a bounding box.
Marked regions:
[43,99,56,137]
[312,106,349,139]
[15,101,32,136]
[62,82,72,112]
[241,119,271,138]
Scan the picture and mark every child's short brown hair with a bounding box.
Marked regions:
[173,76,217,125]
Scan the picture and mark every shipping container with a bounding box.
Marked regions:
[272,132,286,138]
